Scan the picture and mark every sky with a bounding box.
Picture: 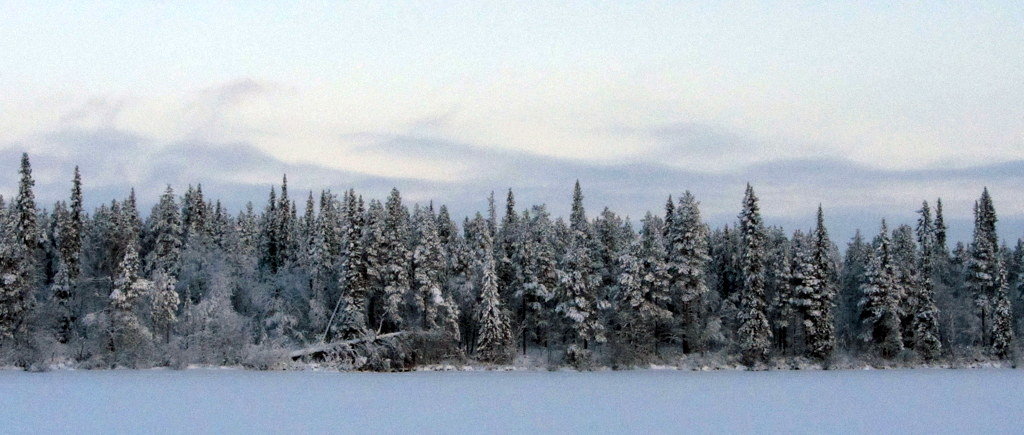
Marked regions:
[1,2,1022,243]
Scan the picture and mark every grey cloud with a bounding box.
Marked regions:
[2,127,1022,247]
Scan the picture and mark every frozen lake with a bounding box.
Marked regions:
[1,368,1021,434]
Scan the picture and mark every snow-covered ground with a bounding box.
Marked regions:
[1,368,1021,434]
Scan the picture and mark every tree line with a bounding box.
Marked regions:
[0,153,1018,369]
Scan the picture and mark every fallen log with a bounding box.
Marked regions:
[289,331,409,361]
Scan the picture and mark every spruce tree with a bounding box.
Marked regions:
[992,264,1014,359]
[934,198,947,255]
[616,218,672,360]
[14,153,39,255]
[335,191,370,339]
[557,229,606,354]
[146,186,183,275]
[474,236,512,363]
[64,166,84,281]
[150,269,180,343]
[966,188,1000,347]
[0,153,38,339]
[782,231,808,354]
[803,206,836,360]
[412,206,459,336]
[520,205,557,350]
[912,201,942,360]
[107,239,152,360]
[737,184,772,365]
[363,199,387,331]
[859,220,903,358]
[380,188,411,331]
[838,231,869,349]
[50,258,74,343]
[666,192,711,353]
[891,224,918,344]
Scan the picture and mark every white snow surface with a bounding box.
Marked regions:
[1,368,1021,434]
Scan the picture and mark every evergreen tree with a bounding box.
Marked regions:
[50,258,74,343]
[107,239,152,361]
[474,237,512,363]
[663,195,674,239]
[150,269,180,343]
[520,205,558,350]
[616,224,672,360]
[992,264,1014,359]
[666,192,711,353]
[363,199,387,332]
[260,187,281,273]
[781,231,808,354]
[334,191,370,339]
[891,224,918,345]
[859,221,903,358]
[737,184,772,365]
[557,224,606,353]
[63,166,84,281]
[379,188,411,331]
[412,206,459,338]
[146,186,183,275]
[14,153,39,255]
[183,184,210,243]
[912,201,942,360]
[0,154,39,339]
[838,231,869,349]
[802,206,836,360]
[966,188,1000,347]
[934,198,947,255]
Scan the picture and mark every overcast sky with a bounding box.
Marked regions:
[1,2,1022,243]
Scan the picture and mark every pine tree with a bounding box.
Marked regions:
[859,220,903,358]
[737,184,772,365]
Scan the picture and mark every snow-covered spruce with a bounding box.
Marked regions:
[0,153,1018,370]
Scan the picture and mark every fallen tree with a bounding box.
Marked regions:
[290,331,463,371]
[289,332,409,361]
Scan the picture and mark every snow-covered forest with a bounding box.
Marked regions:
[0,152,1019,370]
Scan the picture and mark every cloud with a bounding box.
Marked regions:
[1,117,1023,247]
